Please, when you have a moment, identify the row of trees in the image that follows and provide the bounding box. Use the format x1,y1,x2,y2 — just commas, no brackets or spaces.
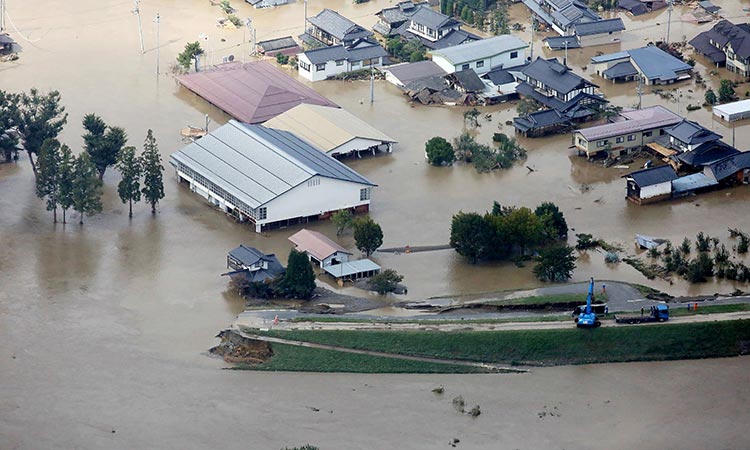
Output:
425,132,527,173
35,129,164,223
0,88,165,223
450,201,568,263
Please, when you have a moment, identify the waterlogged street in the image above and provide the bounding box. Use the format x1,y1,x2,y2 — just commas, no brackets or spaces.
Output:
1,0,750,448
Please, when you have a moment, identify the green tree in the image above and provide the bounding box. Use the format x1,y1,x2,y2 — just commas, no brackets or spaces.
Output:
354,217,383,257
0,90,21,162
575,233,596,250
680,237,691,254
35,138,62,223
177,41,205,72
719,79,736,103
460,5,470,21
704,89,717,105
368,269,404,294
141,130,165,214
82,113,127,180
535,202,568,241
425,136,455,166
450,212,487,263
503,206,543,255
71,152,103,224
116,146,142,218
280,249,316,299
331,209,354,236
463,108,480,128
57,144,75,224
516,98,540,116
533,246,576,282
16,89,68,178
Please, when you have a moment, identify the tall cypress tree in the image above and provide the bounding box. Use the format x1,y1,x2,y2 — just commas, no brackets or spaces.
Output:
82,113,127,180
141,130,165,214
57,144,75,224
72,152,103,224
35,138,62,223
280,250,316,299
116,146,142,218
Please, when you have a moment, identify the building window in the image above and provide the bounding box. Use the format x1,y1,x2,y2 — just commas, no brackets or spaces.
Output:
315,63,326,71
643,131,653,137
616,137,624,143
258,207,267,220
510,51,518,59
476,60,484,68
336,60,344,66
627,134,636,141
462,64,470,70
352,61,360,68
359,188,370,201
299,61,310,71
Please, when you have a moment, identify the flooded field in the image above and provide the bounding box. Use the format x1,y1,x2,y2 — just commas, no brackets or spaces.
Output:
1,0,750,448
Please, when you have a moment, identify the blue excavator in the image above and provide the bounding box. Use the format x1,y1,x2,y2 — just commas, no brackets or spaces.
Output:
576,278,601,328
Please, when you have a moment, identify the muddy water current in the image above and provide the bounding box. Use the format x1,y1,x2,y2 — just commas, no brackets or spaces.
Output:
1,1,750,448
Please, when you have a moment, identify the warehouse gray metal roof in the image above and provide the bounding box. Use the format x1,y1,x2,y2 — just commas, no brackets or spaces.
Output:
429,35,527,66
169,121,374,209
324,259,381,278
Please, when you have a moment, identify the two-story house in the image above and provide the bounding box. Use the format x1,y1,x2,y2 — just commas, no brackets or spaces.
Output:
374,3,479,50
689,20,750,77
306,9,373,47
429,35,527,75
297,39,388,82
513,57,606,136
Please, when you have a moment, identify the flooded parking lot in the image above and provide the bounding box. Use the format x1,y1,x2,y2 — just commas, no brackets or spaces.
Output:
1,0,750,448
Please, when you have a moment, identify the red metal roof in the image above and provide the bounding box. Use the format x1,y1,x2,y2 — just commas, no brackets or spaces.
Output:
176,61,339,124
288,229,352,261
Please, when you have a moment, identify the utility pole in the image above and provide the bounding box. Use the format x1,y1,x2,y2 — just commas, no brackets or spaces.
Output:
304,0,308,33
133,0,145,54
154,13,160,75
637,74,643,109
244,17,252,61
370,67,374,104
564,40,568,66
1,0,6,33
665,0,673,44
530,16,535,61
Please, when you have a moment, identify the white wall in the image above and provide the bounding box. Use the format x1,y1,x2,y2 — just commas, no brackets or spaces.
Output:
431,48,526,75
298,53,384,82
640,181,672,199
260,175,372,227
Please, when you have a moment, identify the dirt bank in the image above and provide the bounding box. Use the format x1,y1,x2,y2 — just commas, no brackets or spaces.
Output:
209,330,273,364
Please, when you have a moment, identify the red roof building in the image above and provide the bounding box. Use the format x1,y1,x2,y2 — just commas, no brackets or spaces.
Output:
176,61,339,124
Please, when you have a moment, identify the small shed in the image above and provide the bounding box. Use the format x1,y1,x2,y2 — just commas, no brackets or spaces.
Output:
256,36,301,56
288,229,352,268
713,99,750,123
323,259,381,281
626,165,678,204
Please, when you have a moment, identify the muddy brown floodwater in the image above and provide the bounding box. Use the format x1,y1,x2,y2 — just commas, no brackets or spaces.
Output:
1,0,750,448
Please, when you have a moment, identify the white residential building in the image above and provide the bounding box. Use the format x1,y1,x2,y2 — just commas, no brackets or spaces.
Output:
429,35,528,75
169,121,376,232
298,40,388,82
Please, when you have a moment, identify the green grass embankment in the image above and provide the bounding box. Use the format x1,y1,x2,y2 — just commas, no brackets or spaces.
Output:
235,343,492,373
260,321,750,366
